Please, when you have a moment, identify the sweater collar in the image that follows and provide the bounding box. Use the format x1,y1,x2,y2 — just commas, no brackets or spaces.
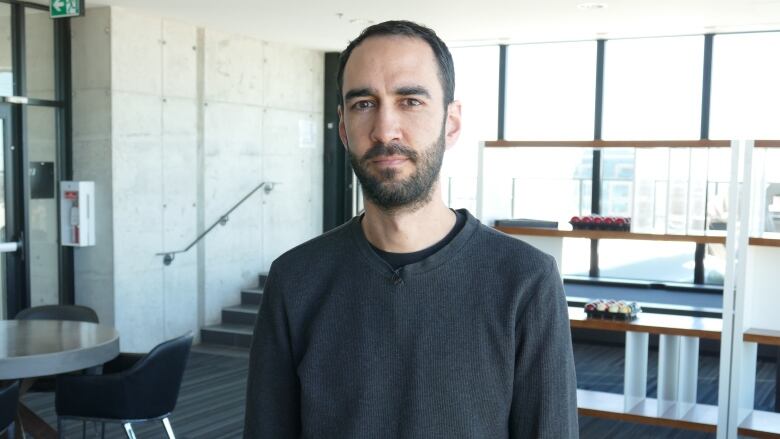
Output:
349,208,479,280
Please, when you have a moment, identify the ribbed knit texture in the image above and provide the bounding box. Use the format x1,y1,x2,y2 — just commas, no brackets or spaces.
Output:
244,210,578,439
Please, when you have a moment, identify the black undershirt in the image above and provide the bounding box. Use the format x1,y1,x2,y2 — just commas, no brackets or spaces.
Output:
369,209,466,270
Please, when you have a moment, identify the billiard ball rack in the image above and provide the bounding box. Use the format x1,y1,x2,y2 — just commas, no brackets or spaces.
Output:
570,215,631,232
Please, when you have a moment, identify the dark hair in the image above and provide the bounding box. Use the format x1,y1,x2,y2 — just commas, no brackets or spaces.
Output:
337,20,455,108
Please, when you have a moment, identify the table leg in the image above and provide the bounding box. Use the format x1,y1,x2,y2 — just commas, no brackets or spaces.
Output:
18,402,57,439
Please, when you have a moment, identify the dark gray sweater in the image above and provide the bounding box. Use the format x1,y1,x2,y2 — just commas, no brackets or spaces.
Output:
244,210,578,438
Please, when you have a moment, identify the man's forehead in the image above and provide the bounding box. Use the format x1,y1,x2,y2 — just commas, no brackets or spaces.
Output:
342,35,440,90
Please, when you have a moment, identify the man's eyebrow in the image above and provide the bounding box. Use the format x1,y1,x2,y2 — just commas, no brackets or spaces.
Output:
344,88,375,101
395,85,431,99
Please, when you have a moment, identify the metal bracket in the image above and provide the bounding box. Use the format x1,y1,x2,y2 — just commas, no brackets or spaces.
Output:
2,96,29,104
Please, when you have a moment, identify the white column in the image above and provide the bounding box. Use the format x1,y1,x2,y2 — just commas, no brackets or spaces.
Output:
676,336,700,417
718,139,755,439
658,334,701,418
716,140,743,439
738,341,758,423
624,331,649,411
657,334,680,416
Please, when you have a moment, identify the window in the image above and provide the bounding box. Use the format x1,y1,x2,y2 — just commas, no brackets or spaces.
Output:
443,46,500,212
504,41,596,140
602,36,704,140
510,148,593,220
599,240,696,283
710,32,780,139
25,8,56,100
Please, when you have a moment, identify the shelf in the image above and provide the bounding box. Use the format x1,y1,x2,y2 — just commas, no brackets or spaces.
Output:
748,236,780,248
744,328,780,346
496,226,780,247
484,140,731,148
577,389,717,433
496,226,726,244
755,140,780,148
569,307,722,340
738,410,780,438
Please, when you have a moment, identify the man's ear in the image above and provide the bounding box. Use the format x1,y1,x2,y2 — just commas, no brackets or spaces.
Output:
338,105,349,149
444,100,462,150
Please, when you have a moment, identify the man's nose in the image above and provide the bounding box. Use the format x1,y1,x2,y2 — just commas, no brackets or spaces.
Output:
370,105,402,145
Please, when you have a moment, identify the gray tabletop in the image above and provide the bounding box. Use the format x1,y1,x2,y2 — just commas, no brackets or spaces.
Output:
0,320,119,380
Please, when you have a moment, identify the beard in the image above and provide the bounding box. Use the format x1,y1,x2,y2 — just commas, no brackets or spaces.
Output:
349,126,446,213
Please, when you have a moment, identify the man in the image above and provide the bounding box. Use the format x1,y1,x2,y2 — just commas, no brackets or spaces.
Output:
245,20,578,438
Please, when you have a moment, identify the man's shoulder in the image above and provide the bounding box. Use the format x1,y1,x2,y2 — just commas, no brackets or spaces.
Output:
271,218,355,273
472,222,554,264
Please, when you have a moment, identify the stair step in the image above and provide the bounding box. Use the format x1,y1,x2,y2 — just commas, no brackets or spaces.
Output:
222,304,259,326
241,288,264,306
200,324,253,348
199,273,267,349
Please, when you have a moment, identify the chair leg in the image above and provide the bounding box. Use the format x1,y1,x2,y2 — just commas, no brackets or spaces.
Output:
162,417,176,439
82,420,86,439
57,418,63,439
101,422,105,439
122,423,137,439
7,422,15,439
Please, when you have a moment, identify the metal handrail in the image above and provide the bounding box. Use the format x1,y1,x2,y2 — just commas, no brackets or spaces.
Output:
157,181,276,265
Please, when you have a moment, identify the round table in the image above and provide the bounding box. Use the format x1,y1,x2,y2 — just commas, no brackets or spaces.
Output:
0,319,119,380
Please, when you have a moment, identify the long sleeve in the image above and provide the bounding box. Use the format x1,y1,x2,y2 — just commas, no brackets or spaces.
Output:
510,257,579,438
244,266,301,439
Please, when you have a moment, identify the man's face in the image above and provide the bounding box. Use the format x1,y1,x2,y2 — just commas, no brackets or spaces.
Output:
338,36,461,211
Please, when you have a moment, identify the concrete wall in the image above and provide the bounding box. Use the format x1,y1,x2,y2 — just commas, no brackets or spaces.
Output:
71,7,115,325
72,7,324,352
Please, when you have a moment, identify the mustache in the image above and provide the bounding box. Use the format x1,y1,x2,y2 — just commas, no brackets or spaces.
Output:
360,143,419,163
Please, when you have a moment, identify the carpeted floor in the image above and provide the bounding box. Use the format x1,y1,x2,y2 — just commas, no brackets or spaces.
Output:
21,343,777,438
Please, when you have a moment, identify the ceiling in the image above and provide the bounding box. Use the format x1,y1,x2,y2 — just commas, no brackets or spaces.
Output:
41,0,780,50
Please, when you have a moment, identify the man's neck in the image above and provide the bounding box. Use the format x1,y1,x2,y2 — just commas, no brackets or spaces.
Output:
361,186,456,253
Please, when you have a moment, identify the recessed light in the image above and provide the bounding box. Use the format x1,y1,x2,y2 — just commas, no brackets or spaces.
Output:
349,18,374,25
577,2,608,10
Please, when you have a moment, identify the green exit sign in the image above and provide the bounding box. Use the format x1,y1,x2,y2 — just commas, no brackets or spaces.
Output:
50,0,84,18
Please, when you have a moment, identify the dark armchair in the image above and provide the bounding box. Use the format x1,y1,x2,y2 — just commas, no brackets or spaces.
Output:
15,305,101,393
14,305,99,323
0,381,19,439
55,333,193,439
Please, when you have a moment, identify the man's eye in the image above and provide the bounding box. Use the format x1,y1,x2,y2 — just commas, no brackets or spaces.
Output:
352,101,375,110
403,98,422,107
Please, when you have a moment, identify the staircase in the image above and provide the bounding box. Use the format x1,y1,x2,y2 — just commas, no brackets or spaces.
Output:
200,274,266,348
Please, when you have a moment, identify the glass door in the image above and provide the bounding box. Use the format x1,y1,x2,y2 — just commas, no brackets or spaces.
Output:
0,1,72,317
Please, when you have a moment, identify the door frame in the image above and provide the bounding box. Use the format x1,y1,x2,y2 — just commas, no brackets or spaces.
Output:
0,102,27,318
